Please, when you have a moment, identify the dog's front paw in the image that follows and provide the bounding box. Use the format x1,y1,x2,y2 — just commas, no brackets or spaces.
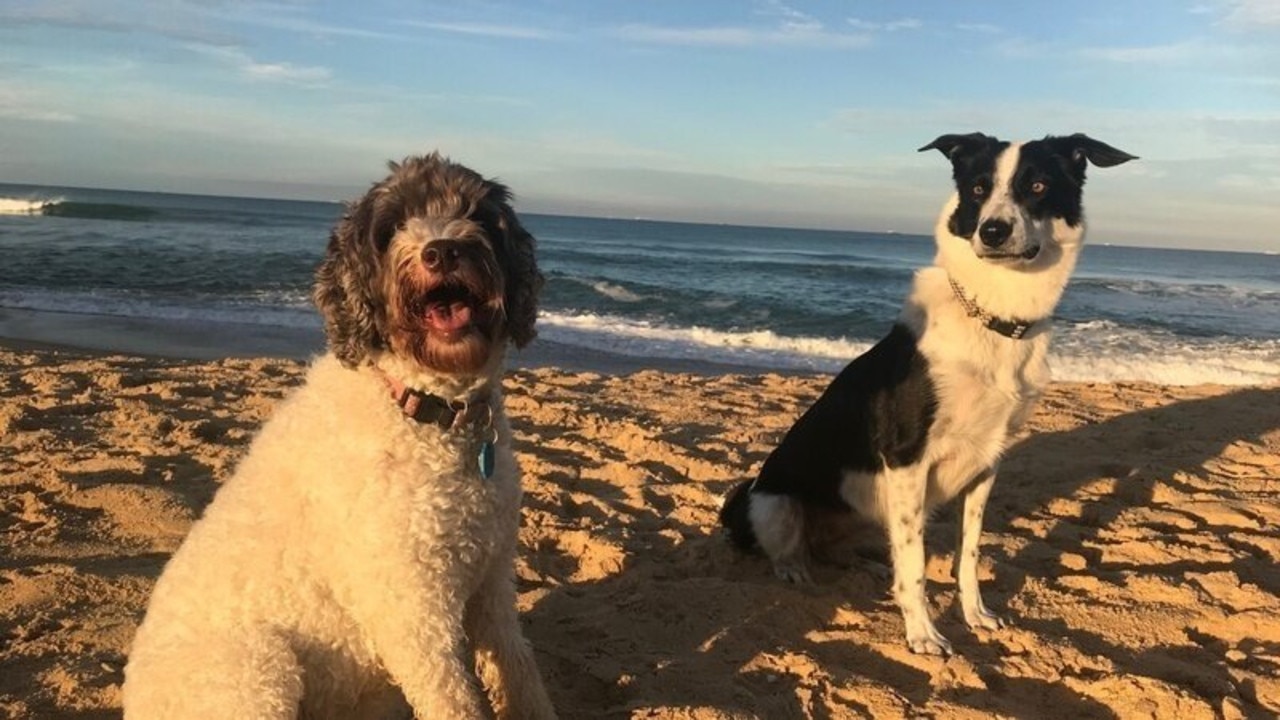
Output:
962,604,1007,631
905,624,953,656
772,558,812,584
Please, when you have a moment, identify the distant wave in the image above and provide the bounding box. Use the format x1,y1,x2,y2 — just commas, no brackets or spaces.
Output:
1072,276,1278,302
0,197,61,215
43,201,158,221
0,288,318,328
1054,321,1280,385
591,281,647,303
0,196,157,221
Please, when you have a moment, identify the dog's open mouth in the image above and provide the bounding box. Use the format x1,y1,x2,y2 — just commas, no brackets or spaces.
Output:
419,284,481,339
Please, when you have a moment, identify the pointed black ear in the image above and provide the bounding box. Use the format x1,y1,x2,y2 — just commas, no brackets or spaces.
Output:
1047,133,1138,168
918,132,996,159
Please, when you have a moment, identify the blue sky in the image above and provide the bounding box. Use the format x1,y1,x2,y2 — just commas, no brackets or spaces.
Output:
1,1,1277,252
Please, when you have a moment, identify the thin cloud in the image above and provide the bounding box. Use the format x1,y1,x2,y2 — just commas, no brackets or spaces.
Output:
847,17,923,32
617,0,868,49
955,22,1001,34
754,0,822,32
1200,115,1280,149
210,8,402,42
755,0,812,23
243,61,332,85
1078,40,1204,64
186,44,332,87
0,84,78,123
0,0,238,46
1220,0,1280,28
0,108,77,122
400,20,558,40
614,22,869,49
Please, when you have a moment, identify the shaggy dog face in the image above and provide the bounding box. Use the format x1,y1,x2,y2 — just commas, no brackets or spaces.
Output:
314,153,542,375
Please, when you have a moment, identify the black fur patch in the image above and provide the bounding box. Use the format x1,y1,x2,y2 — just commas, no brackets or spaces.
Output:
748,323,937,510
1005,139,1088,227
719,479,757,549
939,136,1009,239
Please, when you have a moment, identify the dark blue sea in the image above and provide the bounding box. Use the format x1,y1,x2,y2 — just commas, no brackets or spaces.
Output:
1,184,1277,384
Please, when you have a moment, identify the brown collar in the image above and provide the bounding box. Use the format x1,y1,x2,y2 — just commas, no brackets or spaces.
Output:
947,275,1042,340
378,372,492,431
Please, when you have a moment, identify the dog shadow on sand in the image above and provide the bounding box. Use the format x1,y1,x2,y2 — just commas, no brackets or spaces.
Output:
512,377,1280,720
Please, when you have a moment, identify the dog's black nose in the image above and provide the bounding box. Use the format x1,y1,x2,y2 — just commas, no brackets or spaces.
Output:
979,220,1013,247
422,240,463,272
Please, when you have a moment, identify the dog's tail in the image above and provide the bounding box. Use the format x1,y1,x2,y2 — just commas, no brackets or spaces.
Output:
719,479,758,550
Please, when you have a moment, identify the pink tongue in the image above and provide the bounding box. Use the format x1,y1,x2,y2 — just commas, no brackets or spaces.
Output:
425,302,473,333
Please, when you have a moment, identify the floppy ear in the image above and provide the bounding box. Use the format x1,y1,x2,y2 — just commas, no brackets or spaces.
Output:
484,183,542,349
918,132,996,160
312,190,388,367
1046,133,1138,168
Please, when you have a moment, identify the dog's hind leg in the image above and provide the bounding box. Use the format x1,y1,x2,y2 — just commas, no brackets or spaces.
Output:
467,558,557,720
748,491,812,583
882,464,952,656
953,467,1006,631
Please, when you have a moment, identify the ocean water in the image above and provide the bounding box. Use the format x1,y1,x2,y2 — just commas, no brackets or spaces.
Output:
1,184,1277,385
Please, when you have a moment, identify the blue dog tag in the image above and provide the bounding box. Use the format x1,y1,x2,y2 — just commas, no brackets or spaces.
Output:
477,441,495,479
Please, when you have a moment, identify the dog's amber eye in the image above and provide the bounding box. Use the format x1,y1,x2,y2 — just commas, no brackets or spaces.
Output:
1031,181,1047,194
972,185,985,196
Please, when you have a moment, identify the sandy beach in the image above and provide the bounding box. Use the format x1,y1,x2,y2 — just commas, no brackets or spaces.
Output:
2,341,1278,719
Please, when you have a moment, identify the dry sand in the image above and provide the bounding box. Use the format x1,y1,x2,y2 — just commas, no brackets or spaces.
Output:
2,344,1278,719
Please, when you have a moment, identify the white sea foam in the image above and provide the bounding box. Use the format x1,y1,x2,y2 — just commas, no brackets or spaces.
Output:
538,311,1280,385
0,197,60,215
1052,321,1280,385
701,298,738,310
591,281,646,303
537,311,873,372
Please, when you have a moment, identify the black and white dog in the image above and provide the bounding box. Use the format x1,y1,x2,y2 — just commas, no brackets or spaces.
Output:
721,133,1135,655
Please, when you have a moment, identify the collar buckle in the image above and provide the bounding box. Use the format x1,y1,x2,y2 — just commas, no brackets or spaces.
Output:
381,371,490,432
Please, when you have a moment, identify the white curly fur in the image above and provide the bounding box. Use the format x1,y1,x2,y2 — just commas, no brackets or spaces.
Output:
122,352,556,719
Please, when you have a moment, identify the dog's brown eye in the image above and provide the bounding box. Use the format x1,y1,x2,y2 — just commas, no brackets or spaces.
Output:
972,185,985,196
1031,181,1046,194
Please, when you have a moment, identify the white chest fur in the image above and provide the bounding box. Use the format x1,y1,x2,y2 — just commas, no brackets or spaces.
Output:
910,270,1052,510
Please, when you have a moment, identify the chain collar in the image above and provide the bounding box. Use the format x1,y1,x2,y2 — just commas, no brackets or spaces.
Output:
947,275,1041,340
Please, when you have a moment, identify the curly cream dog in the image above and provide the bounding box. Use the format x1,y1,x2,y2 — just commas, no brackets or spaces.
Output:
123,154,556,719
